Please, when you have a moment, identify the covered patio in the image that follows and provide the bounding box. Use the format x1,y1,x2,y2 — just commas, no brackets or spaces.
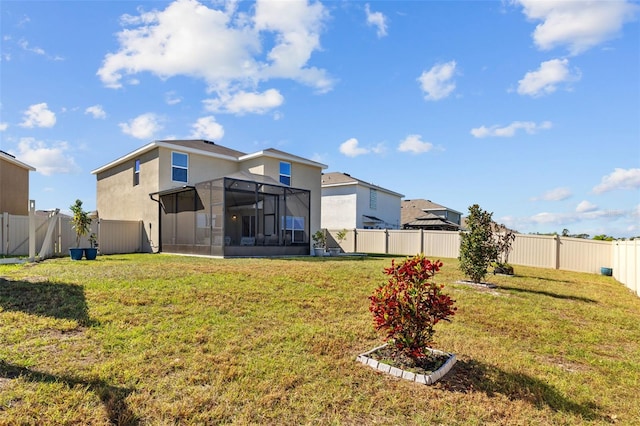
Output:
152,172,311,257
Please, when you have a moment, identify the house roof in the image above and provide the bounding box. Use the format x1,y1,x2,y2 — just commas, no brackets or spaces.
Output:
321,172,404,197
401,198,462,226
0,150,36,171
239,147,327,169
403,212,461,230
91,139,327,175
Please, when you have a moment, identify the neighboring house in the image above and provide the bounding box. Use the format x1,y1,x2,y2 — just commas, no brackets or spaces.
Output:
401,199,463,231
91,139,327,257
321,172,404,230
0,150,35,215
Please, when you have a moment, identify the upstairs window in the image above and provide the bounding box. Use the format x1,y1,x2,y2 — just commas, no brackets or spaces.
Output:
133,159,140,186
172,152,188,183
369,188,377,210
279,161,291,186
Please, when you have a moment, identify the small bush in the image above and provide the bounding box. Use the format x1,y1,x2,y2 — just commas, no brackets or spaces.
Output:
369,254,456,360
459,204,497,283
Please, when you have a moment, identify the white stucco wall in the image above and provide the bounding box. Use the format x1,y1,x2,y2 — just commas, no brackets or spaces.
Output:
355,185,401,229
321,187,358,229
322,183,401,230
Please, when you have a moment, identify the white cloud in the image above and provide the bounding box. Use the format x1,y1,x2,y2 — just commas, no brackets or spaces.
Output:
471,120,552,138
165,91,182,105
576,200,598,213
339,138,370,157
593,168,640,194
0,122,7,131
532,187,572,202
365,3,388,38
119,113,163,139
97,0,333,96
190,116,225,140
20,103,56,128
515,0,640,55
15,137,79,176
18,39,45,55
85,104,106,119
204,89,284,114
418,61,457,101
517,58,580,97
397,134,433,154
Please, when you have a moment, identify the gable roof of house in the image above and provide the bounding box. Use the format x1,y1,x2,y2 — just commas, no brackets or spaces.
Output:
403,212,461,231
321,172,404,197
239,147,327,169
91,139,327,175
0,150,36,171
401,198,462,227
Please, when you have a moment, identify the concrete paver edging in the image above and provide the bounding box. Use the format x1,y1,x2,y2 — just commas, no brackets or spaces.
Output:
356,344,456,385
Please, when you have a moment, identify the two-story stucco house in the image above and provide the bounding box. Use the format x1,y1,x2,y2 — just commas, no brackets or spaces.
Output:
0,151,36,215
91,139,327,257
401,199,463,231
321,172,403,230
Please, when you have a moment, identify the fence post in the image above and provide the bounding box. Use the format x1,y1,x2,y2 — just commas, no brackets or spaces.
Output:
420,228,424,254
555,235,561,269
0,213,4,255
29,200,36,261
385,229,389,255
353,228,358,253
2,212,9,255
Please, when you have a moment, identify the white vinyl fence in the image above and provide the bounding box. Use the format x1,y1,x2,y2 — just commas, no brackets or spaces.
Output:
1,212,143,258
328,228,639,297
2,212,637,297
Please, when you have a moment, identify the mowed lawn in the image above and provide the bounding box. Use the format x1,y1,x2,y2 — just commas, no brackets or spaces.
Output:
1,254,639,425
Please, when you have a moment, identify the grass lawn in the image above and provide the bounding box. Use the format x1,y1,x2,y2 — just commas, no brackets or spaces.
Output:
1,253,639,425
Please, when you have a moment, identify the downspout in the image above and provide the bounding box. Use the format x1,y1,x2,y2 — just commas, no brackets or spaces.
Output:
149,193,161,253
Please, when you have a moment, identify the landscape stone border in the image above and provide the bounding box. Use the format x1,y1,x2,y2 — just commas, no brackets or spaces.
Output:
356,344,456,385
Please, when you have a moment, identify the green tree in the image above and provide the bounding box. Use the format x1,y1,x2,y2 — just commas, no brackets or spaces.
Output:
593,234,615,241
459,204,497,283
70,199,92,248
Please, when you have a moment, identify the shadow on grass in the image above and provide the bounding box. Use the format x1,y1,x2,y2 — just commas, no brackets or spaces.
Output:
0,278,97,326
438,359,601,421
512,274,578,285
0,361,138,425
499,285,597,303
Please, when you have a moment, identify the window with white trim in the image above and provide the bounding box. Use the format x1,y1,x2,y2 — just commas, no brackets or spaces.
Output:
279,161,291,186
172,152,188,183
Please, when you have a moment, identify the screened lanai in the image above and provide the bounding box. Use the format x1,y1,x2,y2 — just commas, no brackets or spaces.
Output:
154,173,311,257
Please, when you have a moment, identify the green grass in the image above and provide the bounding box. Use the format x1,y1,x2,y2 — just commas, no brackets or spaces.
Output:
1,254,639,425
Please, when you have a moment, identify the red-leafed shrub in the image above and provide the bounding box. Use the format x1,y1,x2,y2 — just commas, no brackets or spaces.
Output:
369,254,457,360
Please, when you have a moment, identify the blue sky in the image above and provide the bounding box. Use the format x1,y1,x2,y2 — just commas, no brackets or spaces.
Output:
1,0,639,237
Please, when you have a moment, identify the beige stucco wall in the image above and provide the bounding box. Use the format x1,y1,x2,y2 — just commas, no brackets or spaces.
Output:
96,149,160,252
0,158,30,215
243,156,322,235
96,145,324,252
158,147,240,189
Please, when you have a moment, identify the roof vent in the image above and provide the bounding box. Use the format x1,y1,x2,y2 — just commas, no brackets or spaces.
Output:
203,140,215,145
